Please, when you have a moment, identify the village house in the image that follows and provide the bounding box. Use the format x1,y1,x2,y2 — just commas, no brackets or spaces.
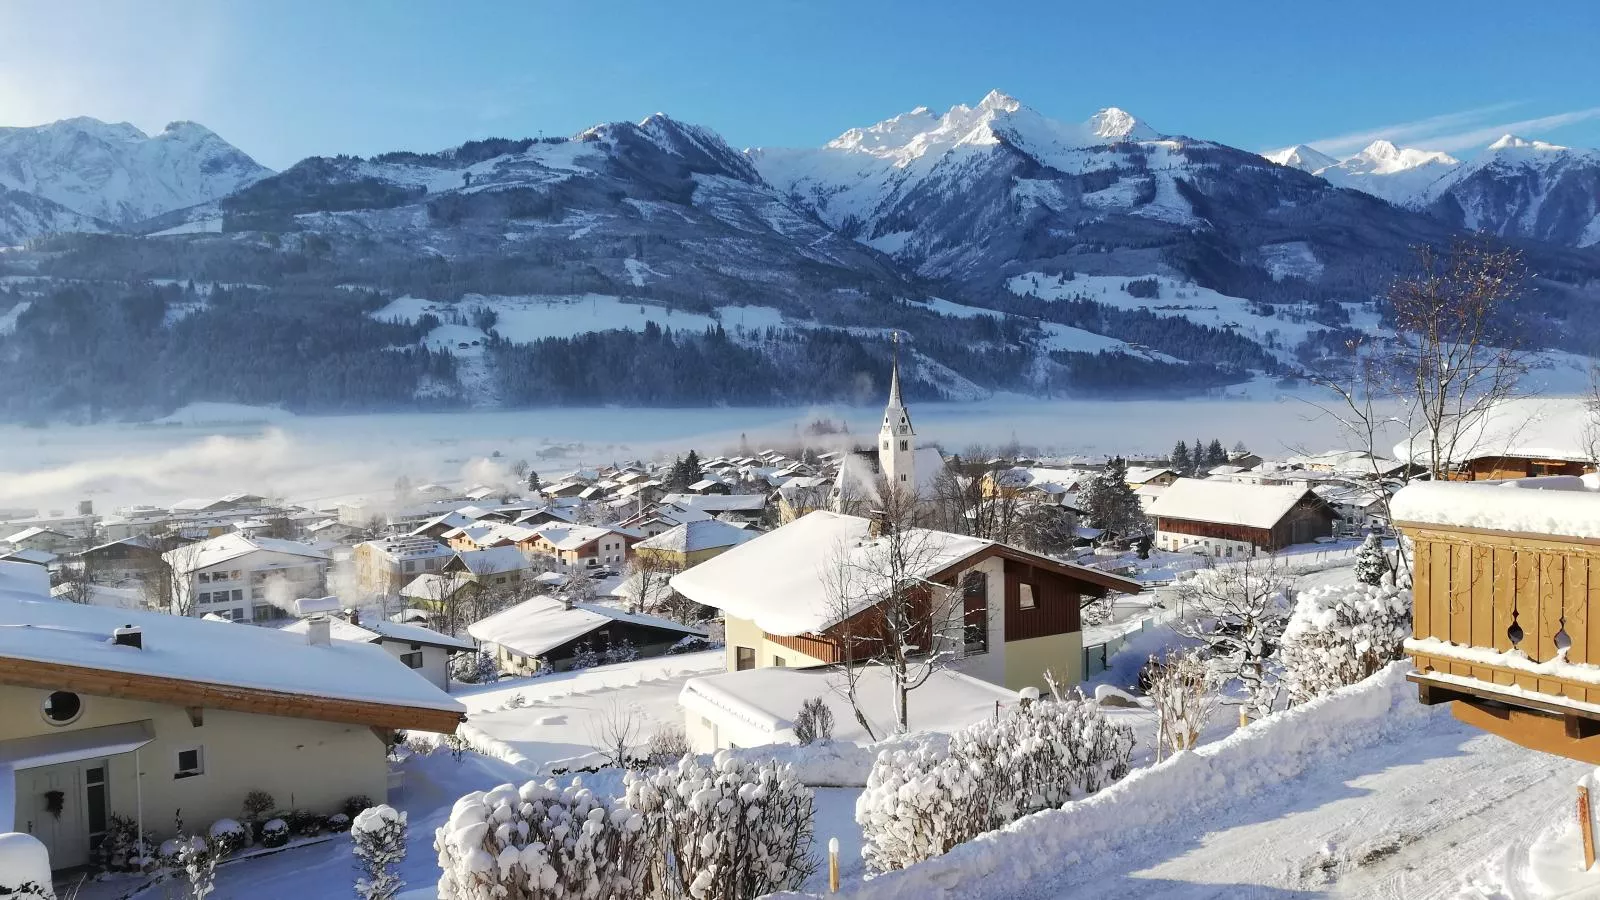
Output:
443,521,538,552
3,527,78,556
633,519,757,570
775,476,834,524
351,535,455,597
468,595,706,675
1395,396,1598,481
659,492,769,523
670,510,1143,692
165,533,330,623
1394,476,1600,763
618,502,714,538
0,561,463,872
1149,479,1339,556
518,523,634,573
399,572,478,611
280,612,475,692
303,519,364,547
0,549,56,568
441,545,536,589
76,536,164,584
1123,466,1180,488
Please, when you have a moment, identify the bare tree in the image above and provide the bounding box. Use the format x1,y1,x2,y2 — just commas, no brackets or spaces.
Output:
1171,559,1292,721
140,533,206,616
587,698,643,768
823,479,972,734
928,454,1022,543
624,553,682,616
1146,647,1223,760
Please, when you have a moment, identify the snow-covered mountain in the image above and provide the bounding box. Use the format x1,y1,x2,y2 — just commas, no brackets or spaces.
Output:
1310,140,1460,205
1263,144,1338,172
0,185,106,246
0,117,271,227
1420,135,1600,247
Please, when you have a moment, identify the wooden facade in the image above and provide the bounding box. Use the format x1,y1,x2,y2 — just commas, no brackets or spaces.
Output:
1158,498,1337,554
1402,518,1600,762
1454,456,1594,482
1003,559,1082,641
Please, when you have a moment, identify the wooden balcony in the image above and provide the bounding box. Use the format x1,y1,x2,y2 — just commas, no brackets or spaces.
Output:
1397,482,1600,763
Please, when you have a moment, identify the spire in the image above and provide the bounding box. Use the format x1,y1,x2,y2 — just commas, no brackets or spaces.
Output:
888,331,904,407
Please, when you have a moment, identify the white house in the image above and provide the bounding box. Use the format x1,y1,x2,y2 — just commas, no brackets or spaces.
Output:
351,535,455,598
164,533,330,622
468,596,706,674
679,665,1015,752
280,613,475,691
2,527,77,555
0,560,463,872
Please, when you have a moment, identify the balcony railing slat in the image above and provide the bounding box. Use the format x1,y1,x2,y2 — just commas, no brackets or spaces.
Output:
1414,539,1432,639
1569,556,1590,667
1470,545,1495,680
1432,543,1452,644
1539,554,1564,695
1493,546,1516,654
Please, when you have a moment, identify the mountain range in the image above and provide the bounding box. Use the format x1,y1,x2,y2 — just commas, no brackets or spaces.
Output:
1,94,1598,419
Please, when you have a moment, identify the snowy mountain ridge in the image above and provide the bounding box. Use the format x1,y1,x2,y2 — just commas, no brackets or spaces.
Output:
0,116,271,227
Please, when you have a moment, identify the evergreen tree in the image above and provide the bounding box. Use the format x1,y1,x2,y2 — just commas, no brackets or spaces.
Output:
1170,441,1192,477
1206,439,1227,467
1354,532,1390,586
1192,437,1205,475
526,470,541,494
683,449,703,486
1082,458,1147,537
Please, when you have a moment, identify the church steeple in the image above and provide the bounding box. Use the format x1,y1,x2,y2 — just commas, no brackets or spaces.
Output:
880,332,917,490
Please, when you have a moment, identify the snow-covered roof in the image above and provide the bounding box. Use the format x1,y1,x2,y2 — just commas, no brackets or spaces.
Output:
1149,478,1320,530
0,579,463,715
281,616,475,652
659,492,768,513
467,596,705,658
3,526,69,543
680,666,1014,743
1123,466,1175,485
1394,397,1597,466
670,510,1139,636
0,548,57,566
449,546,531,576
526,523,623,552
1391,475,1600,539
361,534,454,561
163,532,328,572
635,519,758,555
399,572,472,600
443,521,538,547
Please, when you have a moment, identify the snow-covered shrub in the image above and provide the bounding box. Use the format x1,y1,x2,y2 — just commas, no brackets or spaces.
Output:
1354,532,1390,586
857,695,1135,873
603,638,639,665
856,742,989,873
569,641,601,670
451,651,500,685
624,752,817,899
170,831,229,900
344,794,375,819
667,635,714,654
328,813,352,832
1145,648,1222,756
207,819,247,856
260,818,289,848
793,697,834,745
1279,581,1411,705
91,813,154,872
241,790,275,835
642,723,690,767
503,692,528,709
434,780,649,900
352,804,408,900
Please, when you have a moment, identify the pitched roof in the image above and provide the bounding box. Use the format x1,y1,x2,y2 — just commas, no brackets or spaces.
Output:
448,546,532,576
1123,467,1175,485
361,534,453,560
670,510,1140,636
280,617,475,653
1393,396,1595,466
0,571,463,732
3,526,70,543
467,596,705,658
164,532,329,572
1149,478,1320,530
526,523,624,552
635,519,758,554
658,493,768,513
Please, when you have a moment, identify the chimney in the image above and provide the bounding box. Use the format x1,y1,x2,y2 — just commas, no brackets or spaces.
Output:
112,625,142,649
307,616,331,647
346,607,361,627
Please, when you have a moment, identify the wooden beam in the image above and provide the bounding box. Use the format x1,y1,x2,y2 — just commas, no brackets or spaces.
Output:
1568,714,1600,740
1453,700,1600,765
185,706,203,727
0,655,464,734
1416,681,1475,707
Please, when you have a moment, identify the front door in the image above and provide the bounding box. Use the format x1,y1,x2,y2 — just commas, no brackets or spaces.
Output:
17,762,94,870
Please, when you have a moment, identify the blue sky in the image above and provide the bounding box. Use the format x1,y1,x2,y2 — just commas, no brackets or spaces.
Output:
2,1,1597,170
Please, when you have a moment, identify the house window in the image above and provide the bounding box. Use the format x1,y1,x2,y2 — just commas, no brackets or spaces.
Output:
773,655,786,667
963,571,989,654
1018,583,1036,610
403,560,416,573
252,605,276,622
735,647,756,671
401,651,424,669
86,763,108,852
175,746,204,779
41,690,82,726
899,441,908,452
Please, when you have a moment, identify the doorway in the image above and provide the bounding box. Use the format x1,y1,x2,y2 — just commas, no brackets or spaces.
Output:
16,758,106,870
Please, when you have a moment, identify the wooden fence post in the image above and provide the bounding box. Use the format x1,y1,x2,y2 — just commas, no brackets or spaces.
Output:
1580,784,1596,871
829,836,840,893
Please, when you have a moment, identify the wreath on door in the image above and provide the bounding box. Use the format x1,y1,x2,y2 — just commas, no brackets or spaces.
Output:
43,789,64,819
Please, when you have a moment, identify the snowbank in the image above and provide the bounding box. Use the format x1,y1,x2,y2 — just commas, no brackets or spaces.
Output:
0,832,51,892
1390,477,1600,538
827,662,1433,899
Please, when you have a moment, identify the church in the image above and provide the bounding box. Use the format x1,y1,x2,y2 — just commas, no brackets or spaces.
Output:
832,338,945,512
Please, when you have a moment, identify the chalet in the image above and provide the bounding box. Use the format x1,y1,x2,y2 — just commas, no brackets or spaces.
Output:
659,492,768,523
1123,467,1179,488
399,572,477,609
518,523,634,572
409,511,479,540
0,561,462,871
513,506,579,529
3,527,77,555
441,545,535,588
351,535,454,597
687,478,732,496
619,502,713,538
1394,476,1600,763
1395,396,1598,481
468,596,706,674
1149,479,1338,557
281,612,475,692
776,476,833,524
444,522,538,552
165,533,330,622
634,519,757,570
77,537,163,583
669,510,1143,692
304,519,364,546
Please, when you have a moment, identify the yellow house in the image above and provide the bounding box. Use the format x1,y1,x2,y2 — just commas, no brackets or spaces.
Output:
633,519,757,570
0,561,463,871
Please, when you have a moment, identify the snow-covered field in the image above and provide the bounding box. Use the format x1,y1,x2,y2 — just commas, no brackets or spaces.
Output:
0,393,1378,511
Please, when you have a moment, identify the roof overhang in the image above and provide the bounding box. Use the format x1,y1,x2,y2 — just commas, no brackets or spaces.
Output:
0,720,155,770
0,656,465,734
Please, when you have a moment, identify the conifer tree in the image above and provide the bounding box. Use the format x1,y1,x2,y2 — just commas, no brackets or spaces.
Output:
1354,532,1390,586
1171,441,1192,477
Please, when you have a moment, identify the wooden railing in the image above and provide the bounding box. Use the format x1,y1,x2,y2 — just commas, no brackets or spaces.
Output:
1403,521,1600,706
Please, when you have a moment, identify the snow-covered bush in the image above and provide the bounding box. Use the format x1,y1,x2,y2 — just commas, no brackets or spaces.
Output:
793,697,834,745
624,752,817,899
343,794,375,819
1354,532,1390,586
451,651,500,685
1145,647,1222,756
91,813,154,872
352,804,408,900
858,695,1134,873
260,818,289,848
207,819,247,856
328,813,353,832
642,723,690,767
434,780,649,900
1279,581,1412,704
569,642,601,671
169,830,230,900
603,638,638,665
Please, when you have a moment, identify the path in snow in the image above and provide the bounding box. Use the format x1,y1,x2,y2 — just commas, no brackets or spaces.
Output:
1001,714,1584,899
